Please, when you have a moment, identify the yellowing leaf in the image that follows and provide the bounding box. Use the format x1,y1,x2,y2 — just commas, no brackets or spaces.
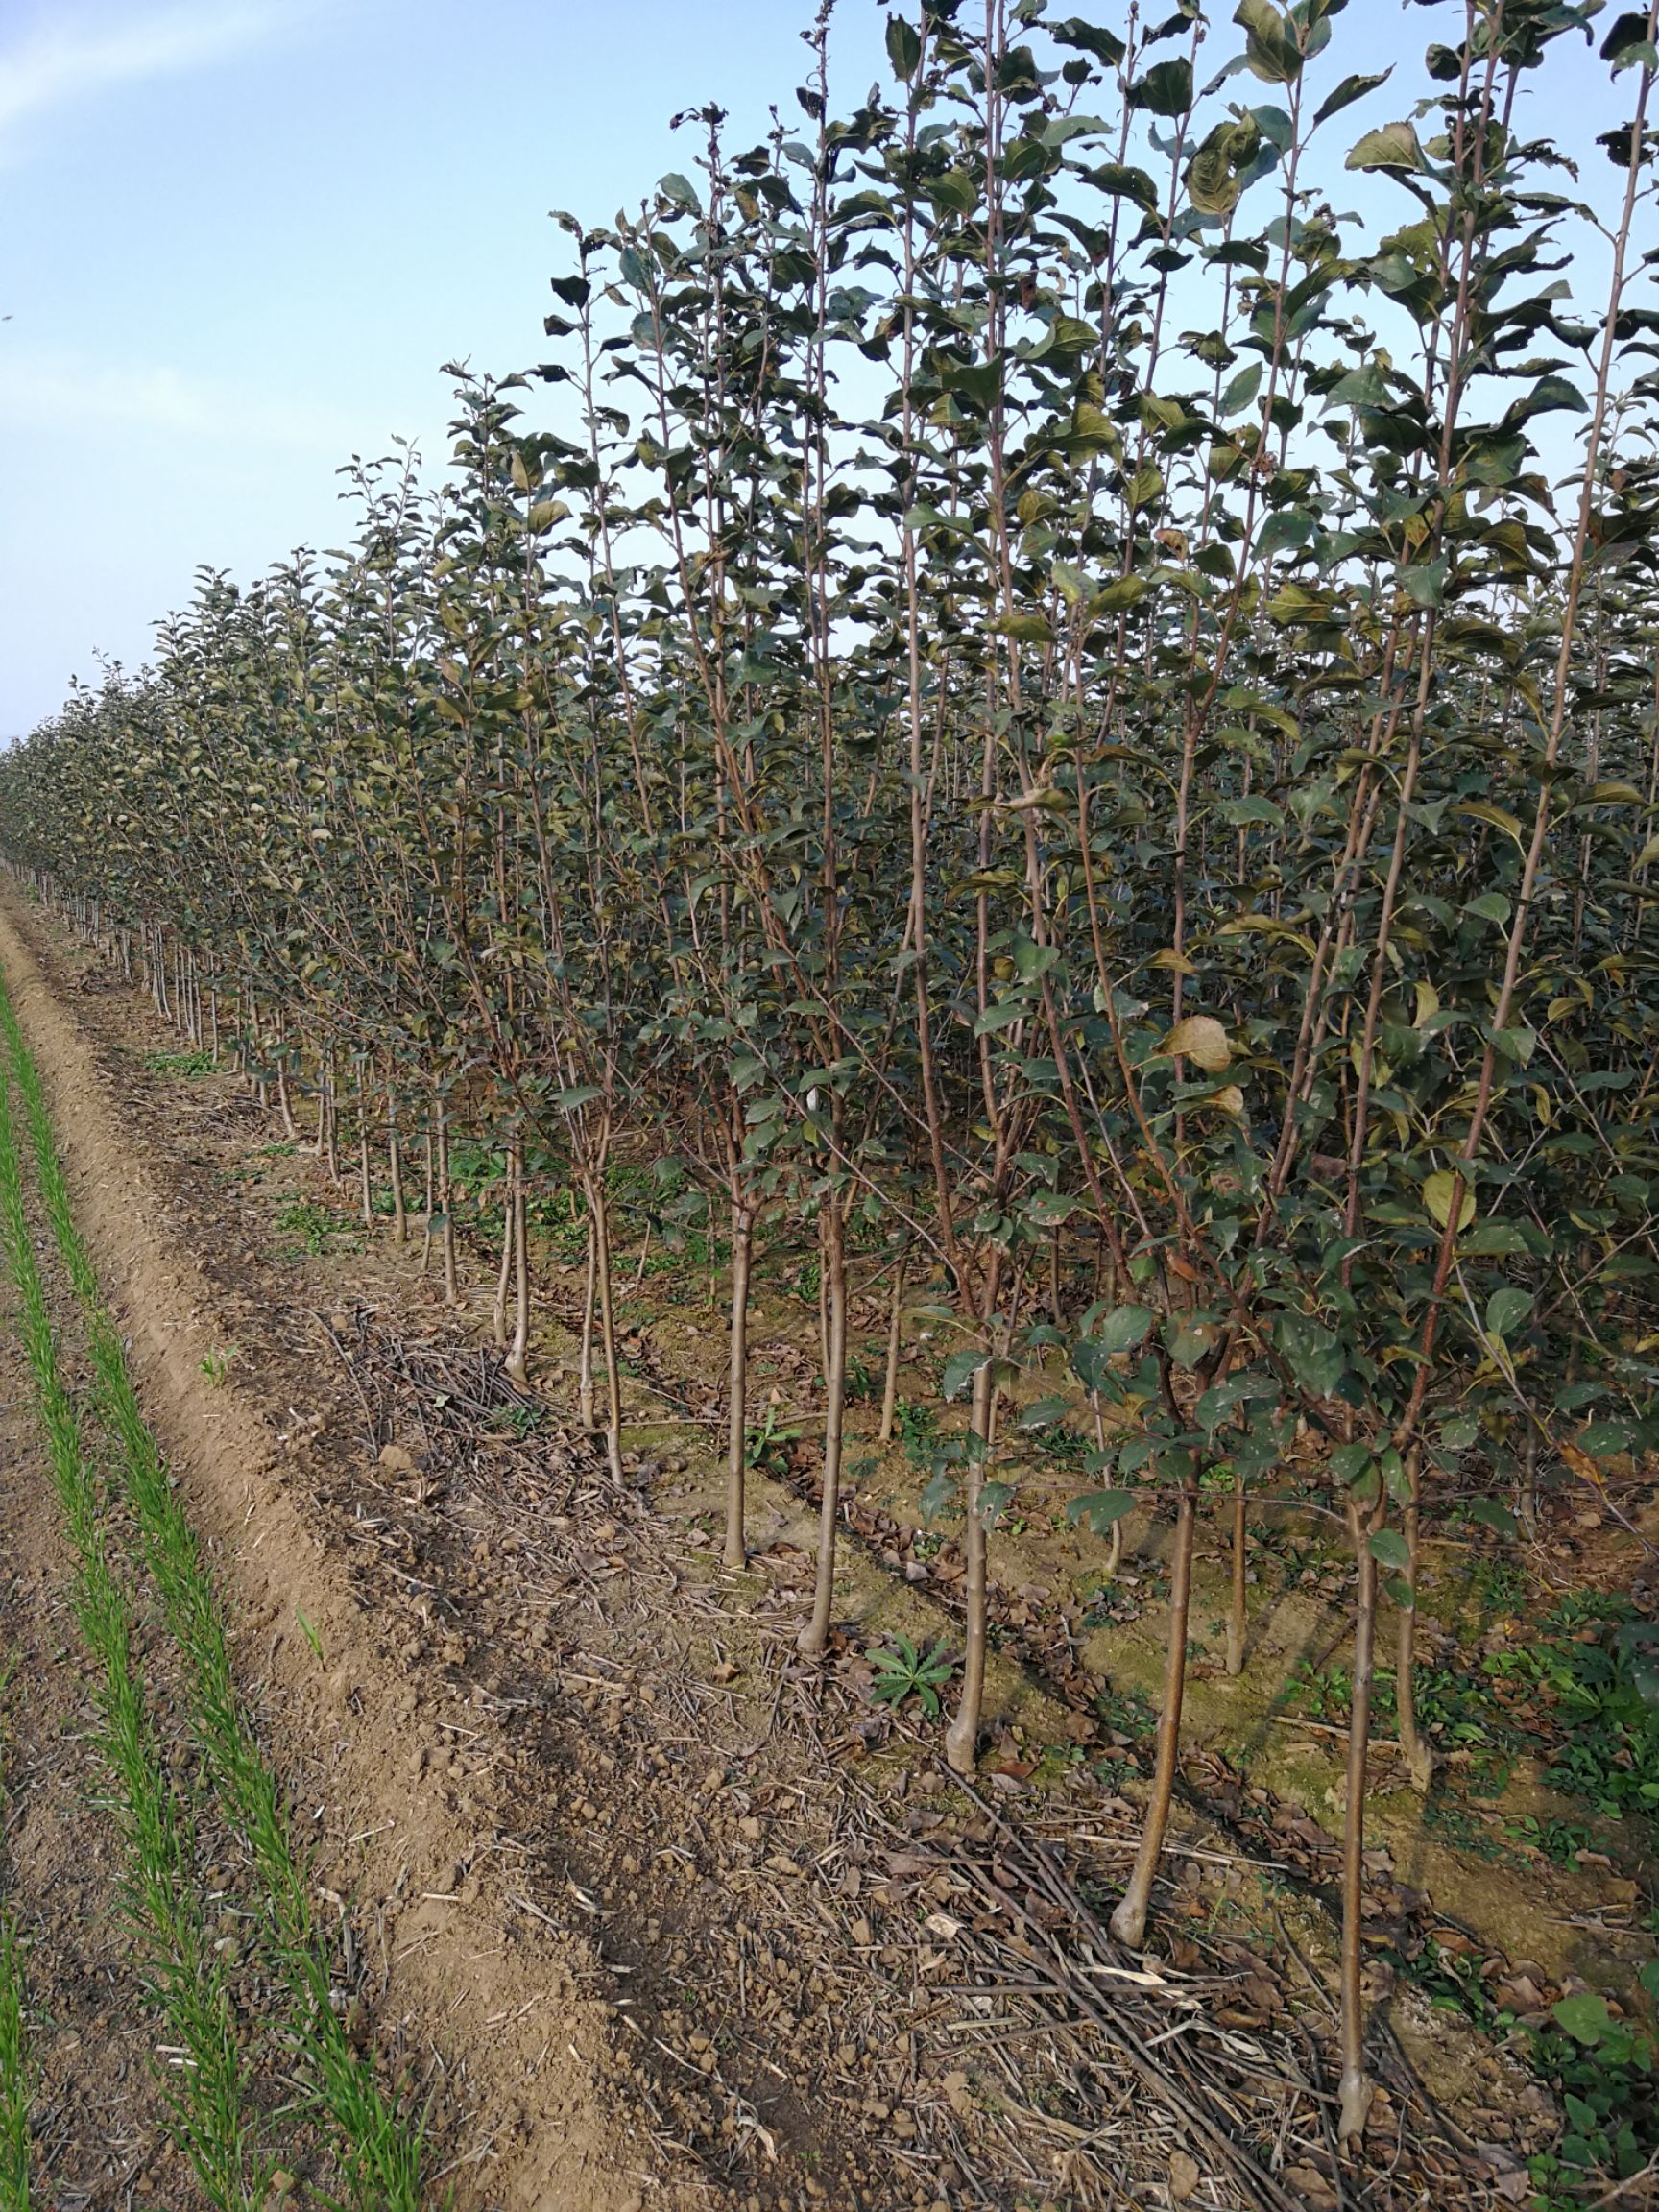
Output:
1413,978,1439,1026
1165,1015,1232,1072
1211,1084,1246,1118
1456,798,1526,844
1423,1170,1476,1233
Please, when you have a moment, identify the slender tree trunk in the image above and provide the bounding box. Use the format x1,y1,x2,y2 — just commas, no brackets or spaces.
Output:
388,1090,407,1244
420,1123,435,1275
723,1195,754,1572
276,1027,298,1140
817,1228,830,1383
1339,1502,1381,2145
506,1144,531,1385
945,1352,998,1774
798,1198,849,1655
357,1072,373,1230
591,1177,624,1481
492,1149,514,1350
1226,1468,1248,1677
1105,1518,1123,1579
1110,1463,1201,1945
1515,1426,1540,1540
323,1050,340,1182
578,1217,597,1431
878,1248,907,1446
1396,1446,1432,1792
438,1105,459,1307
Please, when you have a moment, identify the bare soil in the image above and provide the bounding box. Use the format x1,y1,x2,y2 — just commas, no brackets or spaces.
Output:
2,876,1636,2212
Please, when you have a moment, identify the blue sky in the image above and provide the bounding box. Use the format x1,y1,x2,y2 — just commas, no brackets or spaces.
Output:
0,0,1636,737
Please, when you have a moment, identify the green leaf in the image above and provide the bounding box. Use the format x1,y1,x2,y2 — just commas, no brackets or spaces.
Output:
1234,0,1301,84
1484,1286,1533,1338
978,1479,1016,1528
1018,1393,1075,1431
1068,1488,1136,1535
1277,1314,1345,1399
1129,58,1193,116
1097,1304,1157,1353
1577,1420,1634,1457
1313,69,1390,127
990,611,1054,645
1399,556,1448,609
1423,1170,1476,1233
1081,162,1160,213
1369,1528,1410,1571
1507,373,1589,425
942,1345,989,1400
1551,1992,1611,2047
1220,361,1262,415
920,1470,957,1525
1052,17,1126,67
1467,1498,1520,1539
885,14,923,77
1325,362,1390,409
1346,120,1427,173
1094,573,1152,613
1603,11,1659,67
1256,508,1314,561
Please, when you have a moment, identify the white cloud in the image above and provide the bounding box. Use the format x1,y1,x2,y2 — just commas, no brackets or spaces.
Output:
0,2,293,150
0,349,361,451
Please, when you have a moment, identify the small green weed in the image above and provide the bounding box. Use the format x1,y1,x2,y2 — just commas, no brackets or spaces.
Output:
892,1398,940,1461
143,1048,215,1078
1503,1814,1596,1867
198,1344,238,1387
1531,1984,1659,2204
275,1196,355,1255
867,1634,956,1719
843,1354,878,1405
489,1403,544,1439
744,1407,799,1480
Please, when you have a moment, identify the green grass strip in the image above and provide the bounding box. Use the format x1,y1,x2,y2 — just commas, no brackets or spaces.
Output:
0,1665,33,2212
0,1049,267,2210
0,980,425,2212
0,1917,27,2212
